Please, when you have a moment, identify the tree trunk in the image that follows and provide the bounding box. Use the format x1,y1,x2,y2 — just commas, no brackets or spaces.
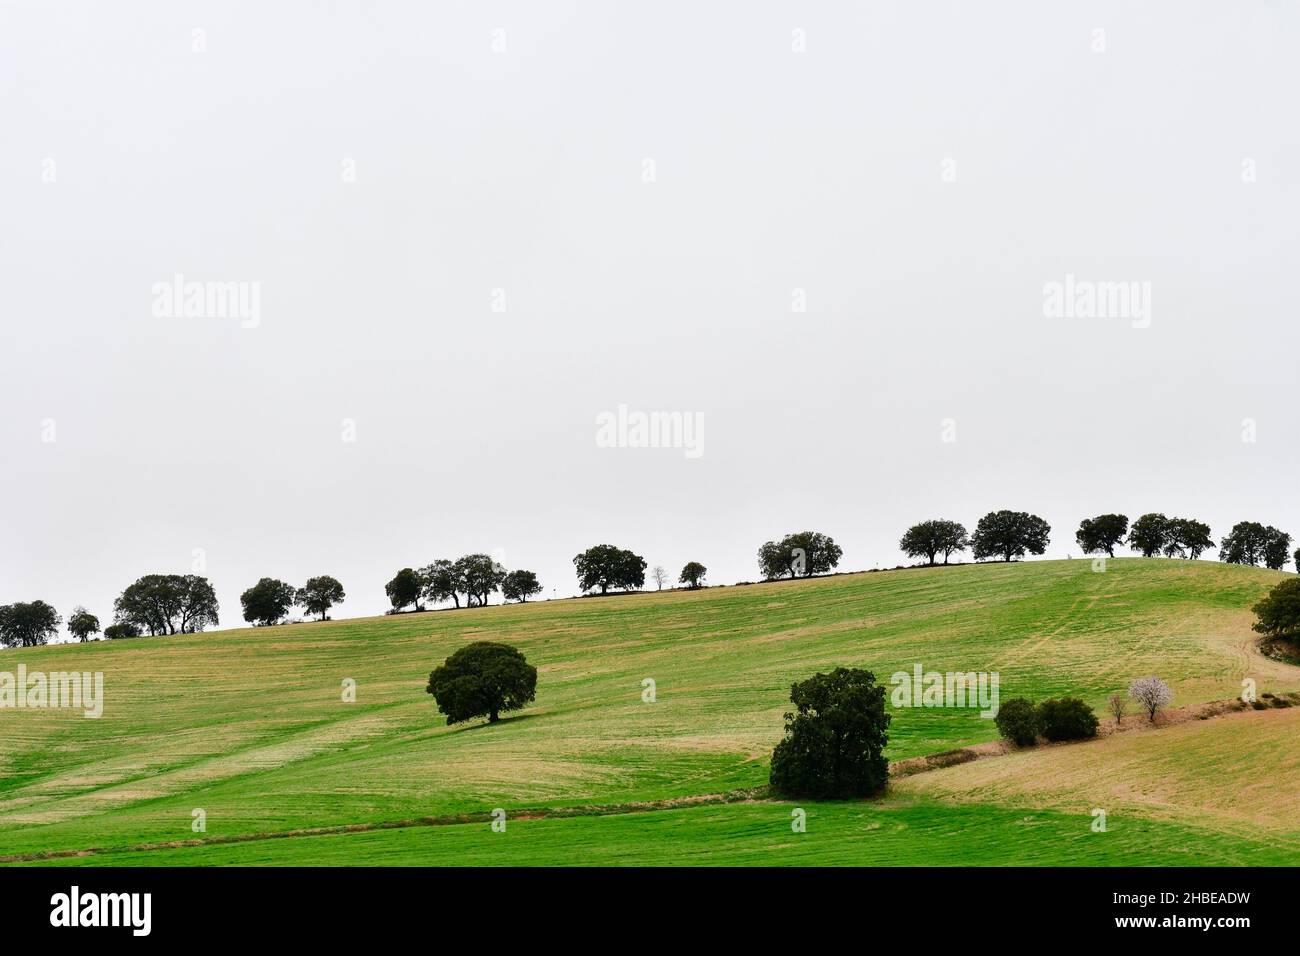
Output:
489,708,499,723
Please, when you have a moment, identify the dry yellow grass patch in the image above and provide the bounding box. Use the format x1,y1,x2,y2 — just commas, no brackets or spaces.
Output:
897,704,1300,838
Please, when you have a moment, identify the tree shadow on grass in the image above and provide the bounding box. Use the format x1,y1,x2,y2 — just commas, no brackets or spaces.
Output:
445,711,544,733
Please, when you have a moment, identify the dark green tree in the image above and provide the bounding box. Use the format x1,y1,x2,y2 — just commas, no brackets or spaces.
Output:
994,697,1039,746
0,601,62,648
1262,528,1293,571
1164,518,1214,559
501,569,542,603
113,574,218,635
1036,698,1099,741
757,531,843,579
1075,514,1128,557
899,519,969,565
1252,578,1300,640
385,568,423,612
573,544,647,594
970,510,1050,562
240,577,298,626
1127,513,1169,558
678,562,707,588
296,575,345,621
420,559,461,608
768,667,891,798
425,641,538,724
103,622,141,640
66,606,101,643
1220,521,1290,568
454,554,508,607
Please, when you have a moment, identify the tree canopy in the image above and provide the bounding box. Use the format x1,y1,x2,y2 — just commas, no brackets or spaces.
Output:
455,554,508,607
1075,514,1128,557
768,667,891,798
679,562,707,588
425,641,538,724
971,510,1050,562
240,577,298,626
573,544,646,595
296,575,345,621
113,574,219,635
419,559,460,608
66,606,101,643
501,569,542,603
1252,578,1300,641
385,568,423,612
899,519,968,565
1127,513,1169,557
758,531,842,579
1163,517,1214,559
1220,521,1291,569
0,601,62,648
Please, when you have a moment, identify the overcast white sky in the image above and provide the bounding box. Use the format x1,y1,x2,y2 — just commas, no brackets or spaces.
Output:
2,1,1297,634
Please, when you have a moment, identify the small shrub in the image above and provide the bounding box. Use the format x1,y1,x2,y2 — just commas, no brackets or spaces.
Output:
1252,700,1269,711
1037,697,1099,742
994,697,1039,746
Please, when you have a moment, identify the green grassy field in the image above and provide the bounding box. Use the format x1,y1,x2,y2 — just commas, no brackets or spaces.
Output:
2,558,1296,865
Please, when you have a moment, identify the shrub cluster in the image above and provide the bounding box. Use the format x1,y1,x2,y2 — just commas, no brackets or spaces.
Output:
995,696,1099,746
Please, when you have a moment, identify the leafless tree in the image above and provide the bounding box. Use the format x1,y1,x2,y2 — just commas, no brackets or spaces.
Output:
1128,677,1172,722
1107,693,1126,725
651,566,668,591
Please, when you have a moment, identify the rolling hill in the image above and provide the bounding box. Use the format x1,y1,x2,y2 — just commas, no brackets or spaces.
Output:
2,558,1296,865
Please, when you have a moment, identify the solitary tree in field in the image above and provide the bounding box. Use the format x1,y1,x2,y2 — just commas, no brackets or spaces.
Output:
970,511,1050,562
1251,578,1300,641
296,575,345,621
0,601,62,648
651,566,668,591
1129,676,1173,722
1107,693,1126,725
385,568,423,612
240,577,298,626
574,544,647,595
1075,514,1128,558
899,519,968,565
758,531,842,579
769,668,891,798
66,607,101,643
426,641,538,724
1127,513,1169,558
501,569,542,603
679,562,707,589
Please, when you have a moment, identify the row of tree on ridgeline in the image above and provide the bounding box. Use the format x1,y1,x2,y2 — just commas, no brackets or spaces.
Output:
1,510,1294,648
899,511,1292,568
